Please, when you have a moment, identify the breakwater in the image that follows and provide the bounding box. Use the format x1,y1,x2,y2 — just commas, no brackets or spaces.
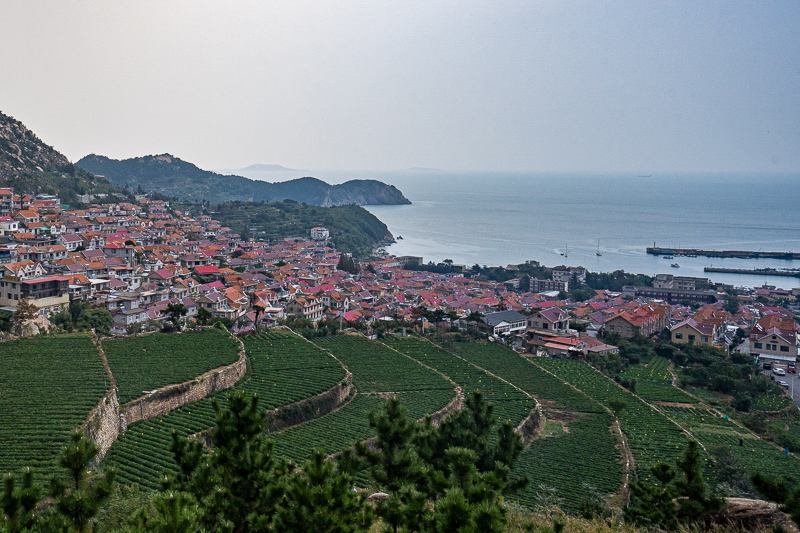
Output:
704,267,800,278
647,247,800,260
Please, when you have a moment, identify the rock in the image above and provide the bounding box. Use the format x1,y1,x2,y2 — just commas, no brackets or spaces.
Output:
705,498,798,532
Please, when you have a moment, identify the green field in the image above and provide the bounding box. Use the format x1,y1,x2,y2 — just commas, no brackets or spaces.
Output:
268,335,457,465
532,358,701,481
104,328,242,404
104,331,346,489
451,341,622,512
381,337,537,426
620,356,698,404
0,334,108,481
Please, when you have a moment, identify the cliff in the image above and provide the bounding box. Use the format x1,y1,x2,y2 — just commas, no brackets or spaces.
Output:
76,154,411,207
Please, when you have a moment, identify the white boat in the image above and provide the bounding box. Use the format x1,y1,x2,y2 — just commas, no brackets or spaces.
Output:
671,263,680,268
596,239,602,256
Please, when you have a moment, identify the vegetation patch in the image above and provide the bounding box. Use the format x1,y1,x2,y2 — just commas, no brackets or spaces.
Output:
0,333,107,482
103,328,241,404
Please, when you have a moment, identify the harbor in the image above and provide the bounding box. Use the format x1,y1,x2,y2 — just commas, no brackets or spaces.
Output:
647,246,800,260
704,266,800,278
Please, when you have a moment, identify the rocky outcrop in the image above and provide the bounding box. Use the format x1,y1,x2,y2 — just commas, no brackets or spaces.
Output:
0,112,71,173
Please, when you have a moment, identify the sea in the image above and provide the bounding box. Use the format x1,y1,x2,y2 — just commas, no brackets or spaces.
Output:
226,169,800,290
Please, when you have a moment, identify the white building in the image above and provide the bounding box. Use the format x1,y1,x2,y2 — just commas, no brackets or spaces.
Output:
310,227,330,241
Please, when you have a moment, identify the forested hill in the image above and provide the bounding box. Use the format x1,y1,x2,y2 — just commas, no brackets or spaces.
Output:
182,200,394,255
0,112,130,205
76,154,411,207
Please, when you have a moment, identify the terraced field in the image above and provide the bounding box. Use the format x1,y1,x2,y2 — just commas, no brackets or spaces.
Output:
451,341,622,512
0,334,108,482
104,331,346,489
381,337,537,426
660,405,800,479
104,328,242,404
269,334,457,464
532,358,701,481
620,356,698,404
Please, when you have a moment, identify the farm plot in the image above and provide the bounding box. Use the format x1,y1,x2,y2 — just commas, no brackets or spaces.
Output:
0,334,108,482
452,342,604,414
752,391,793,412
620,356,698,404
451,341,623,509
659,405,800,480
104,331,346,489
382,337,537,426
312,335,453,394
512,412,622,513
531,358,705,480
104,328,242,404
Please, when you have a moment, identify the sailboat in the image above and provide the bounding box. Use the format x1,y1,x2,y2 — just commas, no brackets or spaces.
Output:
596,239,602,256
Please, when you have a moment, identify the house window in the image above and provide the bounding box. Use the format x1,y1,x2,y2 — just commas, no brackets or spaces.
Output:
675,333,683,339
688,335,695,341
755,342,762,349
701,336,708,343
542,323,548,329
781,346,789,352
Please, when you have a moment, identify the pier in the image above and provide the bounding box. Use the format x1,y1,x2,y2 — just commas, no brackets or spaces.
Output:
647,247,800,260
703,267,800,278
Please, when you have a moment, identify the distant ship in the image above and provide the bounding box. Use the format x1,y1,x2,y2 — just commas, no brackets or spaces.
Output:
596,239,602,256
671,263,680,268
638,175,653,178
397,235,403,240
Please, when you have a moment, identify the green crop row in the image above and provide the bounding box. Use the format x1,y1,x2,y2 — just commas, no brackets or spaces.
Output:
104,328,242,404
104,331,347,489
313,335,453,393
0,334,108,482
511,412,622,513
381,337,537,427
452,342,604,414
531,358,704,481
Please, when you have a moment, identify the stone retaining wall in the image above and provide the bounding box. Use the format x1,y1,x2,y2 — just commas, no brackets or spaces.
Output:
81,390,121,462
120,348,247,431
265,373,354,433
515,403,543,445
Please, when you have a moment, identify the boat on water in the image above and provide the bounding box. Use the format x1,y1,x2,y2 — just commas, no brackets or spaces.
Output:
596,239,602,256
671,263,680,268
664,255,674,259
397,235,403,240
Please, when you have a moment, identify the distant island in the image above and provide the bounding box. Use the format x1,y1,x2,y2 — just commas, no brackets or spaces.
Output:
76,154,411,207
237,163,297,171
406,167,443,172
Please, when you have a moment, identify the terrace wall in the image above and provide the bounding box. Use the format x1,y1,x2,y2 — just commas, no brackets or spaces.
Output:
81,390,121,462
515,403,543,445
119,338,247,431
265,372,354,433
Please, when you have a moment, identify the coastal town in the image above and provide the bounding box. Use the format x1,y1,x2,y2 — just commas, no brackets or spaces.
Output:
1,187,798,369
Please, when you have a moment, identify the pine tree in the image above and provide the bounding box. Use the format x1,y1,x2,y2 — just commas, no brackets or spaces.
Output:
274,450,373,533
169,392,288,533
1,467,42,533
674,440,723,520
48,429,116,533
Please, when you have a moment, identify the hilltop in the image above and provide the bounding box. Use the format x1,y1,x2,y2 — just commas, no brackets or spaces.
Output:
0,112,131,205
76,153,411,206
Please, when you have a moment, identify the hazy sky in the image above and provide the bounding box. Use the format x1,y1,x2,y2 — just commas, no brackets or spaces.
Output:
2,1,799,172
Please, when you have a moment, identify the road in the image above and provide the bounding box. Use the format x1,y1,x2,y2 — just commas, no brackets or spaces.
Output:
762,363,800,405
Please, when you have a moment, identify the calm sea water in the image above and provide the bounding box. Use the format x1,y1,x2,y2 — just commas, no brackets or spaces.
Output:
229,169,800,289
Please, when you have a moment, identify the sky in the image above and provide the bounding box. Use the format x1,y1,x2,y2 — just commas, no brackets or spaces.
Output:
1,1,799,172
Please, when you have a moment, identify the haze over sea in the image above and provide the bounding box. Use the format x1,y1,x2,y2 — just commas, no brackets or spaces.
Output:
232,169,800,290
